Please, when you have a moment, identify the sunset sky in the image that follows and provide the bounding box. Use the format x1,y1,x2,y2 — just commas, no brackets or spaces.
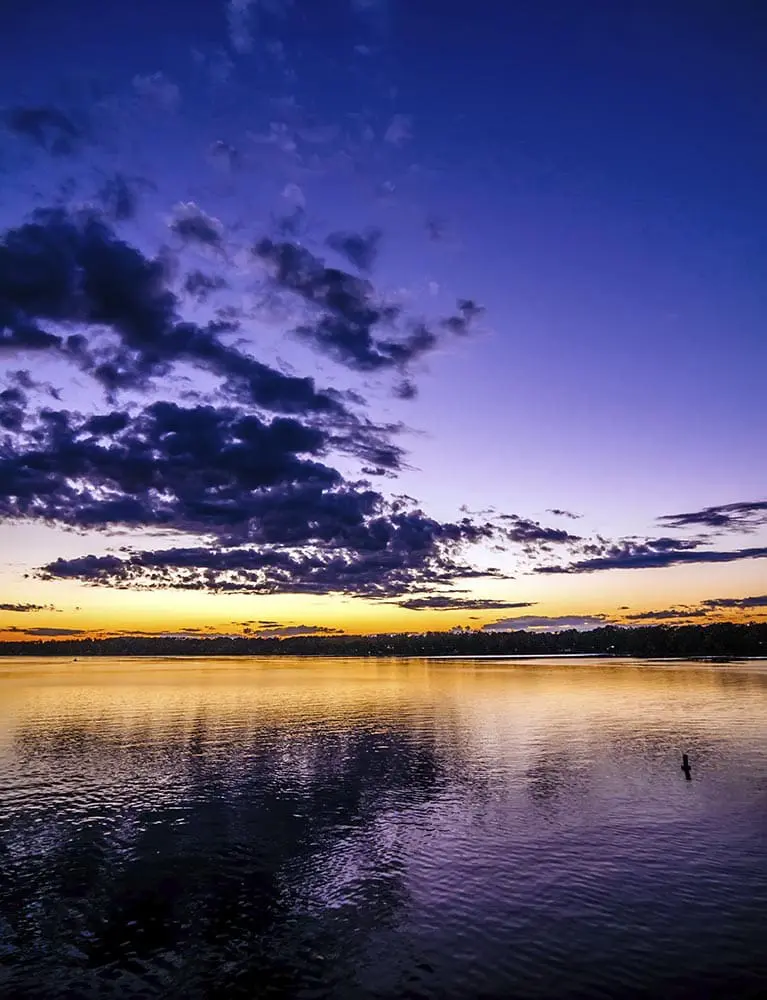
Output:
1,0,765,641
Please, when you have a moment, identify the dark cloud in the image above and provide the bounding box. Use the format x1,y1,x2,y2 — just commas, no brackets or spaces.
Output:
3,627,85,637
184,270,229,301
498,514,581,548
97,175,137,221
96,174,152,222
255,237,482,377
0,206,506,602
5,370,37,391
546,508,582,520
395,597,536,612
537,537,767,574
0,317,63,355
0,384,26,431
0,402,340,533
169,202,224,248
621,596,767,620
393,380,417,400
39,546,503,597
658,499,767,533
1,395,509,598
4,106,84,155
0,603,51,613
582,536,701,556
0,208,401,465
0,369,59,432
39,510,507,598
440,299,484,336
245,624,344,637
483,615,611,632
701,595,767,610
623,608,703,621
326,228,382,272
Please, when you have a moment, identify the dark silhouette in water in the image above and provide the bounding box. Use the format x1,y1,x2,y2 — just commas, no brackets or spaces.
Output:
681,753,692,780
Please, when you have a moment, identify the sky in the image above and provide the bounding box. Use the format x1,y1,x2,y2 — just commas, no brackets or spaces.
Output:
0,0,766,641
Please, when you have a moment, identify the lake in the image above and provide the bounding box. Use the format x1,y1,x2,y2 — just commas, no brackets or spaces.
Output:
0,656,765,998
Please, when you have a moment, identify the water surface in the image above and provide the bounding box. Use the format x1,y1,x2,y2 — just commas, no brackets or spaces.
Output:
1,656,766,998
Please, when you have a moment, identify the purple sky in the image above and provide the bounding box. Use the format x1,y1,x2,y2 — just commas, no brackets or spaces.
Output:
1,0,765,639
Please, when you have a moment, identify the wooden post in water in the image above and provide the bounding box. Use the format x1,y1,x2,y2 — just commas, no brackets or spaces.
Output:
681,753,692,779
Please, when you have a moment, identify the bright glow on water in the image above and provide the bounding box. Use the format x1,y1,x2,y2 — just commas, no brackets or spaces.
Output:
1,656,766,998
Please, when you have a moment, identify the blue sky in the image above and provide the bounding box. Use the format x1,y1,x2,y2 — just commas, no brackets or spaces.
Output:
0,0,765,639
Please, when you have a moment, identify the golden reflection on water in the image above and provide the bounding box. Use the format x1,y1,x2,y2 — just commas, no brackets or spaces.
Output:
2,655,766,759
2,656,767,999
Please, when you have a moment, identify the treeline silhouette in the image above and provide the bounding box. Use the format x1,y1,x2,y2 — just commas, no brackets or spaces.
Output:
1,623,765,659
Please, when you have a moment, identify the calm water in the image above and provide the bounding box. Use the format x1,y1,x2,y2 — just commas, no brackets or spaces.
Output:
0,656,766,999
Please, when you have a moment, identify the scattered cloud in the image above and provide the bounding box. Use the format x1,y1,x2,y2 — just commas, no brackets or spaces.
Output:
618,595,767,621
0,384,26,431
4,105,84,155
208,139,241,171
244,624,343,636
0,603,52,613
498,514,581,549
96,174,152,222
228,0,256,53
483,615,611,633
5,5,760,641
1,362,510,599
169,202,225,248
0,208,399,464
132,72,181,111
537,539,767,574
441,299,484,336
281,182,305,208
255,236,482,378
658,499,767,533
623,608,702,621
227,0,293,54
39,507,507,597
384,114,413,146
327,228,382,272
3,627,86,637
701,594,767,610
193,49,235,87
296,123,340,145
184,269,229,301
395,597,536,612
425,215,446,242
1,402,339,533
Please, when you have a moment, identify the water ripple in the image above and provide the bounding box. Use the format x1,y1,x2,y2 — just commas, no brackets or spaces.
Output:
1,656,766,998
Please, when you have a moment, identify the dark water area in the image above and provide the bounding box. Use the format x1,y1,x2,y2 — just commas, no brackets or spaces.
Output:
1,656,766,999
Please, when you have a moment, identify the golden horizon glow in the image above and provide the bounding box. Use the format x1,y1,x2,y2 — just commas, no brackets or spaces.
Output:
2,525,766,642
